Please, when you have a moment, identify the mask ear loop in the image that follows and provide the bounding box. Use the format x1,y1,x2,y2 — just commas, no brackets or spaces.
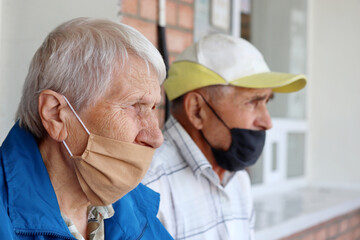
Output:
62,96,91,157
198,94,231,129
198,94,233,151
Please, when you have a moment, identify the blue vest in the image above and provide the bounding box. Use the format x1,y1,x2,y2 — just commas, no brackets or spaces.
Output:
0,123,173,240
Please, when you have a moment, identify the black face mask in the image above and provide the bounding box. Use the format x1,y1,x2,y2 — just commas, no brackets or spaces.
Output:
200,95,266,171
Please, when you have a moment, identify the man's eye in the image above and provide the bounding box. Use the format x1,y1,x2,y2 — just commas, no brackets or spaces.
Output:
266,98,273,104
250,100,258,106
152,105,156,110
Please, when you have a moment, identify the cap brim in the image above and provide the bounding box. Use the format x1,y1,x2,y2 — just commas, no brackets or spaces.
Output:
164,61,307,101
230,72,307,93
164,61,227,101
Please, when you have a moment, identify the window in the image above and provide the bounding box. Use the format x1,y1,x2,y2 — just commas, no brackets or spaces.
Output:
245,0,308,189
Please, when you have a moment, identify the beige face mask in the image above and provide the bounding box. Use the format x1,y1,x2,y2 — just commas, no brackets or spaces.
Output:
62,96,155,206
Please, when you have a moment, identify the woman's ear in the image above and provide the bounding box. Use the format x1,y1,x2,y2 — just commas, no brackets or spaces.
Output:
38,90,68,142
183,92,208,130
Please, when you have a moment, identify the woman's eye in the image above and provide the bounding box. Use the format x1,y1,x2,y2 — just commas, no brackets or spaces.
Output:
131,104,140,113
152,105,156,110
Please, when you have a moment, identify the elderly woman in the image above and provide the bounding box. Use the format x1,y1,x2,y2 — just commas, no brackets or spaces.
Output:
0,18,173,239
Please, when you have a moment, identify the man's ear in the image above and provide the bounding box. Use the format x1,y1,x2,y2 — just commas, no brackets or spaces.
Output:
183,92,208,130
38,90,68,142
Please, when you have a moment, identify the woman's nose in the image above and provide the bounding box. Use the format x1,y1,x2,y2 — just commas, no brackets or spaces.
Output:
135,113,164,148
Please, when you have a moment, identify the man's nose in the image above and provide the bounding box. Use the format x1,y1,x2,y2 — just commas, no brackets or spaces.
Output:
255,106,273,130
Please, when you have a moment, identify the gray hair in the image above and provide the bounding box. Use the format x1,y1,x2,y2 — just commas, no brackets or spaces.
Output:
16,17,166,139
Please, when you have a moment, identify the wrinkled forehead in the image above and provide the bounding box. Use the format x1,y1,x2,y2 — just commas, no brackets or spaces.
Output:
105,55,161,101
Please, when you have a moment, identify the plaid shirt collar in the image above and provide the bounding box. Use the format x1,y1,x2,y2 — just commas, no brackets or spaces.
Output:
163,115,235,186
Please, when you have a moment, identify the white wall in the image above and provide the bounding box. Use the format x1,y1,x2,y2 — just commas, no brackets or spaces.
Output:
307,0,360,187
0,0,119,141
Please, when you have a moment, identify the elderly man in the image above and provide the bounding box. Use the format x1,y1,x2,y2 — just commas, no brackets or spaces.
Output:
142,33,307,239
0,18,173,239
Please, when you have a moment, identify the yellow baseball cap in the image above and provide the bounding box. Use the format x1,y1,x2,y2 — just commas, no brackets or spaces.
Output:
164,34,307,101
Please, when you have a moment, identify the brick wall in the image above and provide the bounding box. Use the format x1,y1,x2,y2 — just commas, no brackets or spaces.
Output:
280,209,360,240
119,0,194,127
241,13,251,41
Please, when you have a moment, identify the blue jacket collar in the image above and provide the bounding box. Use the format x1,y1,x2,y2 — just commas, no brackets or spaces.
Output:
1,123,75,238
105,183,161,238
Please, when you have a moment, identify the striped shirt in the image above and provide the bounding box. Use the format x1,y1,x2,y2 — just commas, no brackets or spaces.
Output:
142,116,255,240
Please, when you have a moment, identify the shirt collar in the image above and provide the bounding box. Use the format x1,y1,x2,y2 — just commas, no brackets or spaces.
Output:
163,116,211,178
163,116,236,186
93,205,114,219
61,205,114,240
